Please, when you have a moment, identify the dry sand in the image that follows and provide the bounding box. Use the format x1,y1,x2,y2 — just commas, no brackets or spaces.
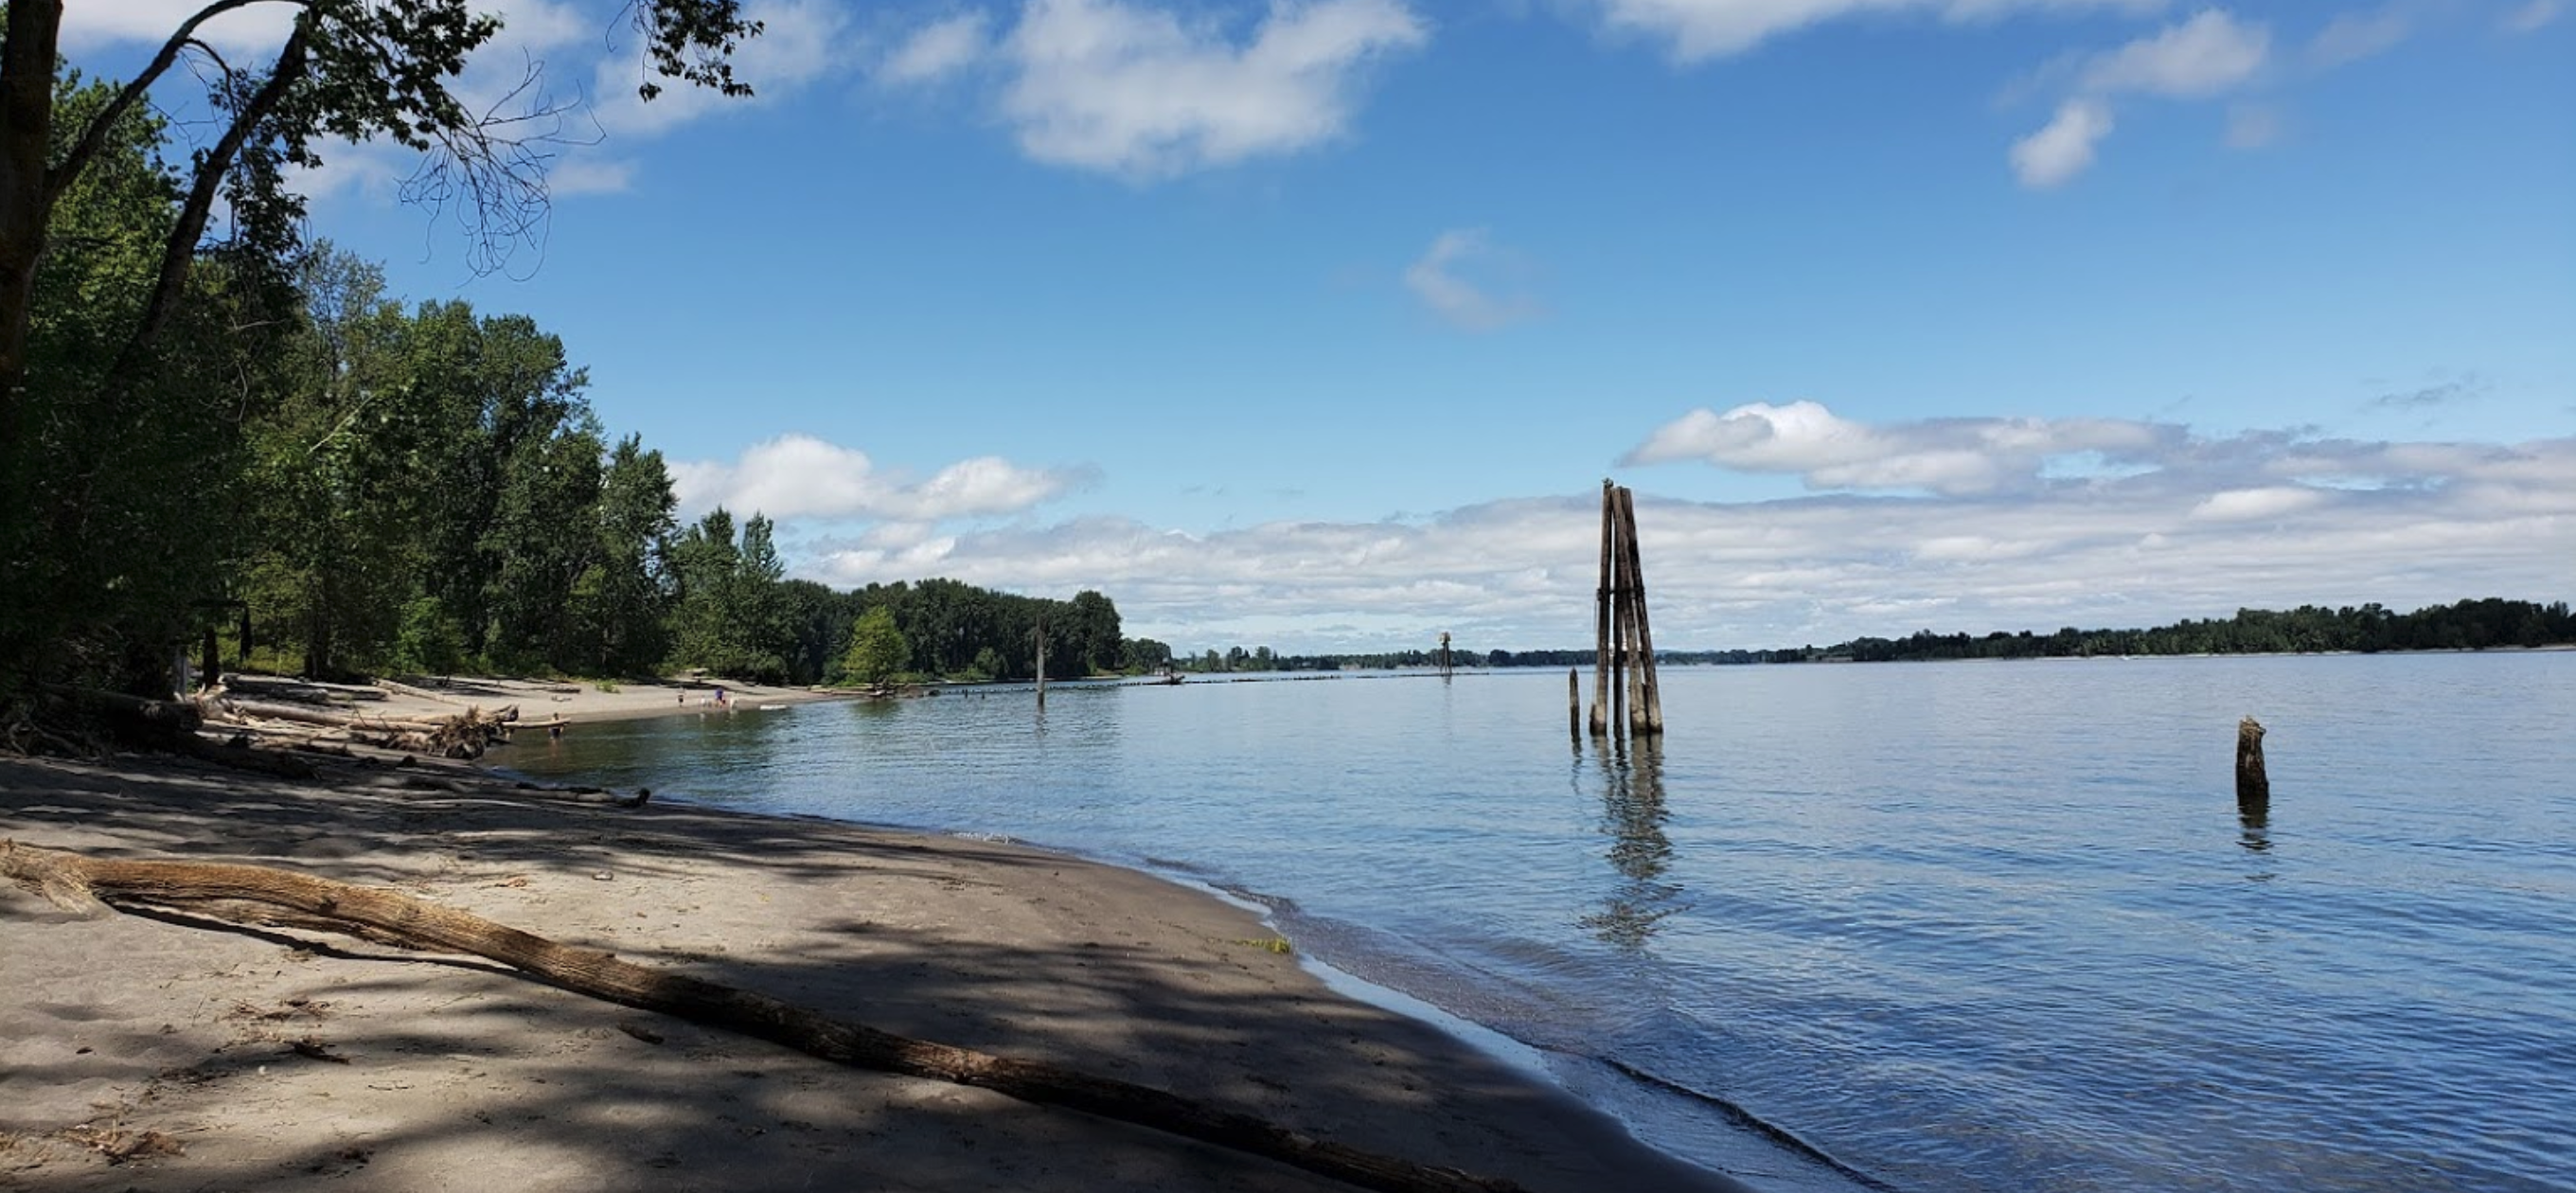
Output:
0,685,1750,1193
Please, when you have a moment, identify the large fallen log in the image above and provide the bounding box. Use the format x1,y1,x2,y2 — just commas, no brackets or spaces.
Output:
0,842,1520,1193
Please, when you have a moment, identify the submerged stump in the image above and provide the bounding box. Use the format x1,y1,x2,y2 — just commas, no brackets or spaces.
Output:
2236,716,2269,806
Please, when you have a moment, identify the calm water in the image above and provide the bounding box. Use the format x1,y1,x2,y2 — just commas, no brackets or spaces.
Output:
506,653,2576,1193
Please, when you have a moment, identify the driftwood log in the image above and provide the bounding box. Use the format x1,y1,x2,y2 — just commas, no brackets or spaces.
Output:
0,842,1521,1193
200,696,518,759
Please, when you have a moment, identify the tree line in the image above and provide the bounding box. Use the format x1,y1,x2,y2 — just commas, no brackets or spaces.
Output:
1184,597,2572,674
1825,598,2575,663
0,41,1156,717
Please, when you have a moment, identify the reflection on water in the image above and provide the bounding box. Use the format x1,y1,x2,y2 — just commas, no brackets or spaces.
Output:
2237,806,2272,852
1582,738,1690,950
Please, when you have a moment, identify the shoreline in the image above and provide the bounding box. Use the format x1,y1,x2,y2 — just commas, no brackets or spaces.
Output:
0,735,1752,1192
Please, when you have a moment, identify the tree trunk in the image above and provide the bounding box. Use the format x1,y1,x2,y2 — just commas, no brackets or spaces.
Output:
0,2,61,436
0,843,1525,1193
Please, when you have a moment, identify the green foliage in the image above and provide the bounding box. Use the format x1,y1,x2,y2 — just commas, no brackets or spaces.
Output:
0,0,762,708
0,73,271,695
839,608,911,688
393,595,466,677
666,507,794,683
565,435,678,675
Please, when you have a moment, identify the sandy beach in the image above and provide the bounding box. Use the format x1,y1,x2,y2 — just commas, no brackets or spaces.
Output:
1,680,1746,1193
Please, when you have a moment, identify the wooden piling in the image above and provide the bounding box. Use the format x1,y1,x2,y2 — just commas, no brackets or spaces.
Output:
1588,479,1667,739
2235,716,2268,805
1590,480,1615,736
1614,486,1663,735
1569,668,1581,742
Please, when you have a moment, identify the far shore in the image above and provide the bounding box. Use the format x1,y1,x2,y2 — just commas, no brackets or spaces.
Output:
0,692,1750,1192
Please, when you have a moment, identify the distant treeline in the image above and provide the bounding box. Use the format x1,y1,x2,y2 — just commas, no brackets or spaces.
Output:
1821,598,2573,663
1186,598,2574,673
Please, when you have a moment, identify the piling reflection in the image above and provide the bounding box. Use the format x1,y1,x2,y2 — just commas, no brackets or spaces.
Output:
2237,803,2271,853
1580,738,1688,949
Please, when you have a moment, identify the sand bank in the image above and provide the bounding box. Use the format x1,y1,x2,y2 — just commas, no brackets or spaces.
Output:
0,747,1748,1192
359,674,852,725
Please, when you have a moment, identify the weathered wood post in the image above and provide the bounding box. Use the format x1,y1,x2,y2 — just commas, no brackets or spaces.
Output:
1590,479,1616,737
1608,531,1629,741
2236,716,2268,806
1035,617,1048,711
1615,486,1664,735
1569,668,1581,743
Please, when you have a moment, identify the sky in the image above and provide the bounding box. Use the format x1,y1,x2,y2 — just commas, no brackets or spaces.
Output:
66,0,2576,654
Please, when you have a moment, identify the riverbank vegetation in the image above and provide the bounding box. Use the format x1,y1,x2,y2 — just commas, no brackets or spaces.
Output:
0,27,1148,721
1210,597,2573,673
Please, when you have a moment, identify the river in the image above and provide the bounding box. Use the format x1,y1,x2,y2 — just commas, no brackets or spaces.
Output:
504,651,2576,1193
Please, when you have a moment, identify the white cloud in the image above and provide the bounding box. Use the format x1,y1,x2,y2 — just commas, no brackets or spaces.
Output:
2307,8,2409,68
1594,0,2171,62
2077,9,2269,98
997,0,1429,179
2190,486,2325,521
2010,98,2115,187
669,434,1089,522
2501,0,2563,33
58,0,296,55
2007,9,2265,187
1403,229,1539,331
1623,400,2175,494
780,429,2576,653
590,0,852,137
881,11,994,85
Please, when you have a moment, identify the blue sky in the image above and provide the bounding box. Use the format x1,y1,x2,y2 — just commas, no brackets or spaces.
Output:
71,0,2576,653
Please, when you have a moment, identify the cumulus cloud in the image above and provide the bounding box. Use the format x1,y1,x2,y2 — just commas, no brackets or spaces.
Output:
58,0,297,54
591,0,853,137
2076,8,2269,97
880,11,994,85
996,0,1429,179
669,434,1090,522
783,428,2576,653
2008,9,2267,187
1403,229,1539,331
2306,7,2409,68
2010,98,2115,187
1624,400,2177,494
1594,0,2172,62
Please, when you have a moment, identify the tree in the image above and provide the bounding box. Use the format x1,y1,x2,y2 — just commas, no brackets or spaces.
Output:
567,435,678,675
1063,589,1122,676
1,68,291,694
241,243,419,677
2,0,759,408
1,0,759,700
838,607,908,688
